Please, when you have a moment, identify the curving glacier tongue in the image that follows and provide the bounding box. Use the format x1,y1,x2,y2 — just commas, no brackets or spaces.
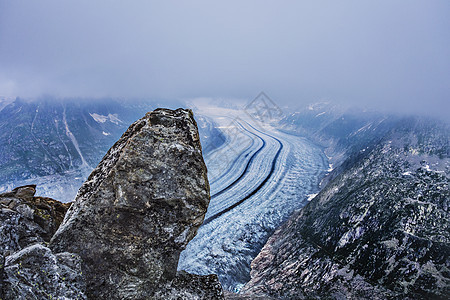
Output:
178,105,328,292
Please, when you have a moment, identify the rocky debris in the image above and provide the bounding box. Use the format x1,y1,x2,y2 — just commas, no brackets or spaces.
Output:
0,186,84,299
0,185,70,256
0,108,223,299
50,108,222,299
2,244,86,300
243,118,450,299
155,271,224,299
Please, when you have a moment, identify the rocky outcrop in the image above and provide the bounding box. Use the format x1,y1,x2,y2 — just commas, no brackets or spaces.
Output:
0,185,70,256
243,118,450,299
2,244,86,300
50,108,222,299
0,254,4,299
223,290,277,299
0,185,84,299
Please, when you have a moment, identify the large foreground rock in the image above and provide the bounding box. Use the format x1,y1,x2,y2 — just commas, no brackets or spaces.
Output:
50,108,222,299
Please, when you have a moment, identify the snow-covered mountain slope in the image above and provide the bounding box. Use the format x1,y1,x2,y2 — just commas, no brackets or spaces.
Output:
179,103,329,291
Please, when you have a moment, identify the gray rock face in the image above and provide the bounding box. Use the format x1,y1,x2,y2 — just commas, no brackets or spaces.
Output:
0,185,70,257
50,108,221,299
2,244,86,300
0,185,84,299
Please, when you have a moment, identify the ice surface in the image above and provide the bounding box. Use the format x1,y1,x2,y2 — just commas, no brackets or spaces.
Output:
179,102,328,291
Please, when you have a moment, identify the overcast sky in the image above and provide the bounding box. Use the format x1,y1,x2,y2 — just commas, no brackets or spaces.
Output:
0,1,449,117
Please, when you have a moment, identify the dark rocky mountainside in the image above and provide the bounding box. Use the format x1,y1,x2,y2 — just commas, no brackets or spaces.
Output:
242,117,449,299
1,108,224,299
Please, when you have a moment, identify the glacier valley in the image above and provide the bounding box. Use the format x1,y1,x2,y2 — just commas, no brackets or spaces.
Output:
179,101,328,291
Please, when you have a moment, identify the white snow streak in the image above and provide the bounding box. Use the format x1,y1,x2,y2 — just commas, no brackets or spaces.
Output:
64,107,91,169
307,193,318,201
315,111,326,117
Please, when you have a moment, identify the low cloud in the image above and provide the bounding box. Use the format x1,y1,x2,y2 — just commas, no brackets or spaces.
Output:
0,0,449,118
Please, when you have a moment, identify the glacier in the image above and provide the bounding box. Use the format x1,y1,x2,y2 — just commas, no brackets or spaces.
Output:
178,102,329,291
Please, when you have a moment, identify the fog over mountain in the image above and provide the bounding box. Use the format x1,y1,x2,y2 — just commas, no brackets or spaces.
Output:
1,0,449,118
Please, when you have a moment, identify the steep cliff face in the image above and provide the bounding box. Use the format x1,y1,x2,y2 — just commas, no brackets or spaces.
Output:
242,117,449,299
50,108,222,299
